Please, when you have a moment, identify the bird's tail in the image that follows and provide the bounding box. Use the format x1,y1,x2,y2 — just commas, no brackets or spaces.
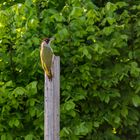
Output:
45,70,53,80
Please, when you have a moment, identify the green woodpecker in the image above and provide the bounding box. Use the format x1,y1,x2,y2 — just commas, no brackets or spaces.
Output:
40,37,54,80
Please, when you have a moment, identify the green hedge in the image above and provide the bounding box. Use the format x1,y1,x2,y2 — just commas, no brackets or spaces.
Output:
0,0,140,139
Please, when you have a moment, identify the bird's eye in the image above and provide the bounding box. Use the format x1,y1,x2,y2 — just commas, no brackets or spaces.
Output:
45,38,50,44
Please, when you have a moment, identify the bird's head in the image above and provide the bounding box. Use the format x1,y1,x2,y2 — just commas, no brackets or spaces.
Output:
42,37,54,47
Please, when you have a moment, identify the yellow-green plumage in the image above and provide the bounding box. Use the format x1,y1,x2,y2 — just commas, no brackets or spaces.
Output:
40,39,54,80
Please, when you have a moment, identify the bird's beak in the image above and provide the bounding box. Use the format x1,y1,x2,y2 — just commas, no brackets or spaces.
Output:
50,37,55,42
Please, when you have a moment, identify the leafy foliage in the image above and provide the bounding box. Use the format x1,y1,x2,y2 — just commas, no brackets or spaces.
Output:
0,0,140,139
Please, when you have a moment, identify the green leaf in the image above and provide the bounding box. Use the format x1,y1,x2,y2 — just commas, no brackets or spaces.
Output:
110,49,120,56
64,100,75,111
26,81,38,95
105,2,117,12
102,26,114,36
106,17,116,25
29,108,36,117
56,28,69,42
83,48,92,59
75,122,92,135
114,116,120,124
14,119,20,127
121,107,128,118
29,98,35,106
12,87,26,97
68,110,76,117
51,13,64,22
3,80,13,88
6,134,13,140
93,121,100,128
9,119,14,127
70,7,83,18
135,84,140,94
60,127,70,137
116,2,128,8
105,96,110,103
25,134,33,140
32,37,40,45
25,0,33,7
132,95,140,107
1,134,6,140
120,34,128,41
130,62,140,77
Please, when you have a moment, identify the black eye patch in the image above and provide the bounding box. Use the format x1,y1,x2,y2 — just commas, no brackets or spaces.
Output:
44,38,50,44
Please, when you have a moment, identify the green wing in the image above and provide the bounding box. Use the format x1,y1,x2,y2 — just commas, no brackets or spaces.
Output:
42,46,53,72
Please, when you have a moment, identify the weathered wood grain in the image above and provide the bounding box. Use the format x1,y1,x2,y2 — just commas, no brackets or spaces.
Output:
44,56,60,140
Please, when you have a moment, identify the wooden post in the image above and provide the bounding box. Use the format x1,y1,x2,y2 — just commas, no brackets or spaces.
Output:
44,56,60,140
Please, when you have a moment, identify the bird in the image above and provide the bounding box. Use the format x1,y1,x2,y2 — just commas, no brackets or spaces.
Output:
40,37,54,80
